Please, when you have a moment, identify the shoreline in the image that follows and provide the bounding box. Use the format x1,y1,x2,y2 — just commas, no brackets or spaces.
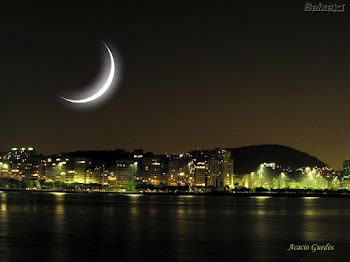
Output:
1,189,350,198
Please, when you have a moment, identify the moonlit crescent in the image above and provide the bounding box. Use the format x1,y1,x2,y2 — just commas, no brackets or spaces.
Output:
58,42,115,104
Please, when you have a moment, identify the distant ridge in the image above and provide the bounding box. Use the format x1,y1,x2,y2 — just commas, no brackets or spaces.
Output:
227,144,328,174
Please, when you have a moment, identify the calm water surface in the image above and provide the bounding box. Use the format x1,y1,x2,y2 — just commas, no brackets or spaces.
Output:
0,191,349,262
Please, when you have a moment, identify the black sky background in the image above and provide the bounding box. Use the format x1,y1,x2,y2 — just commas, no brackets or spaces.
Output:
1,0,350,169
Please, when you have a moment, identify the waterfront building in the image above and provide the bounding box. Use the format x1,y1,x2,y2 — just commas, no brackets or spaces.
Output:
341,173,350,190
208,148,234,188
133,149,143,182
116,159,135,186
45,157,64,181
22,157,40,180
189,158,208,187
4,147,40,180
142,157,161,185
44,157,92,183
73,158,92,183
91,166,103,184
167,154,189,186
107,172,117,187
343,160,350,174
105,166,117,185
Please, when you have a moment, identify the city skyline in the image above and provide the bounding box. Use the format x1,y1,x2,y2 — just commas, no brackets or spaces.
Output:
0,145,346,192
1,1,350,170
0,143,340,170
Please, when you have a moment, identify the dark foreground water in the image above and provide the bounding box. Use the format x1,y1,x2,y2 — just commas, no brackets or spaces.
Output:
0,192,349,262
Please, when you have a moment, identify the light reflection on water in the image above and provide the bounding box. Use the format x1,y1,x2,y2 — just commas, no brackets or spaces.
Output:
0,192,349,261
250,196,272,199
49,192,67,196
52,194,66,262
0,192,8,224
0,193,8,262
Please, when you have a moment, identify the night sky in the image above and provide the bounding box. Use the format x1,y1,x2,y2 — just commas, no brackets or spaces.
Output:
1,1,350,169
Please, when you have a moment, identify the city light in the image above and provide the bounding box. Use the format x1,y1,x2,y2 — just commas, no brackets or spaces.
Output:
0,146,349,194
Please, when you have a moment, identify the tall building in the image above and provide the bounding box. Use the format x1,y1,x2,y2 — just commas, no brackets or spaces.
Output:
73,158,92,183
116,159,135,186
64,159,76,183
159,155,168,184
7,147,36,162
190,158,209,187
104,165,117,186
133,149,143,182
45,157,74,182
142,157,161,185
44,157,92,183
343,160,350,174
208,149,234,188
5,147,40,180
91,166,103,184
107,167,117,187
45,157,62,181
167,155,189,186
22,157,40,180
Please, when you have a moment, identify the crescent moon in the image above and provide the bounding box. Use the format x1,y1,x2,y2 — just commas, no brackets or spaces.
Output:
58,42,115,103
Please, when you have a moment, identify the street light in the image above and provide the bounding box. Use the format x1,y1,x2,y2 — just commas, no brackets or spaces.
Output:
308,171,313,189
251,172,255,188
0,162,9,179
259,164,265,187
280,172,285,188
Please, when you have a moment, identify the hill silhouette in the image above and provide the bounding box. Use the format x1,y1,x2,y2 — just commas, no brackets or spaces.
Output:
227,144,328,174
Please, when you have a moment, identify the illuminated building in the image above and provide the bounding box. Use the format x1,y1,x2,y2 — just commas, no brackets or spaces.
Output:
159,155,168,184
133,149,143,181
91,166,103,184
22,157,40,180
88,165,116,185
45,158,60,181
343,160,350,174
208,148,234,188
107,171,117,187
73,158,92,183
103,166,117,186
44,157,92,183
184,150,210,186
341,173,350,190
4,147,40,180
116,159,135,186
45,158,72,182
167,155,188,186
190,158,208,186
7,147,36,161
142,157,161,185
100,166,109,185
63,159,75,183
